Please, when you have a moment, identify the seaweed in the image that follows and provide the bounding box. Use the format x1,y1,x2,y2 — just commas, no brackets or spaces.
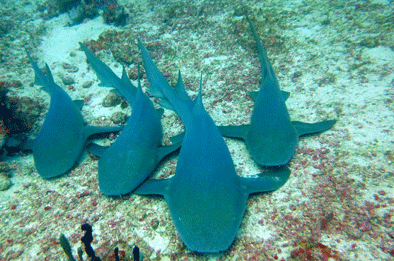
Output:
60,223,141,261
59,234,77,261
81,223,101,261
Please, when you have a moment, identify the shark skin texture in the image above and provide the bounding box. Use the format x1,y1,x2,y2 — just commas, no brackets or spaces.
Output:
216,15,337,167
80,43,181,196
25,51,124,179
135,39,290,253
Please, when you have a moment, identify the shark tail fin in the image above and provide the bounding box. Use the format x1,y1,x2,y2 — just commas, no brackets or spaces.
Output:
26,50,55,94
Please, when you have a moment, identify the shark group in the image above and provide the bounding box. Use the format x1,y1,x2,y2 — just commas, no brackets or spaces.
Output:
25,15,336,253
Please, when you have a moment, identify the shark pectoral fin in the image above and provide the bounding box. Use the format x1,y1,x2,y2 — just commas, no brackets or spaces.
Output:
86,142,108,158
156,108,164,118
169,132,185,145
147,88,165,99
134,178,170,196
156,141,182,163
217,125,250,140
20,139,34,151
158,99,175,111
73,100,84,110
250,90,290,102
250,91,258,102
83,125,124,138
292,119,337,137
241,166,290,195
281,91,290,101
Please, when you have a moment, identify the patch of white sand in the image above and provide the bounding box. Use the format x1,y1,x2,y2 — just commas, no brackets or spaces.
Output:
362,46,394,65
40,15,116,64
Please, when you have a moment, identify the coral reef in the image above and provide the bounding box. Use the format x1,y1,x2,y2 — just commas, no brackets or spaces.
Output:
0,80,42,158
102,4,128,26
0,17,13,38
0,161,11,191
1,0,394,259
102,92,122,107
38,0,128,26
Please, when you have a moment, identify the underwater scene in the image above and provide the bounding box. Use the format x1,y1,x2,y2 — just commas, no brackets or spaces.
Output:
0,0,393,260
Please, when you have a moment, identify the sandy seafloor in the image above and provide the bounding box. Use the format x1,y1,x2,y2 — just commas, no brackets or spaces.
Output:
0,0,394,260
